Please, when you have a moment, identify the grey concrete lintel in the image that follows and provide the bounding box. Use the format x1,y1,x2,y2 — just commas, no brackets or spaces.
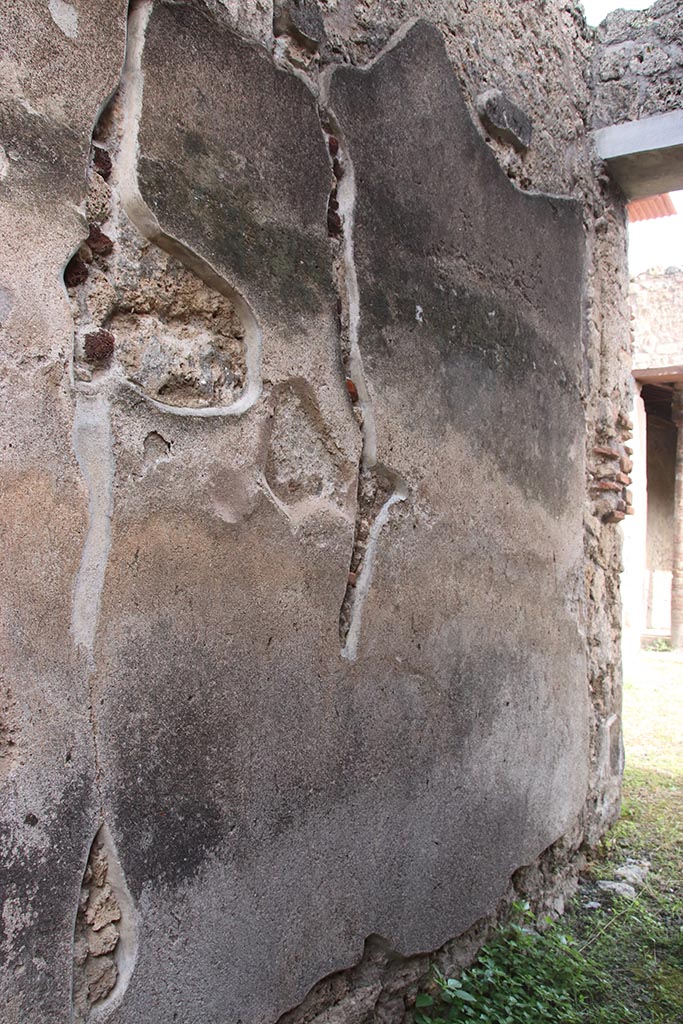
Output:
594,109,683,200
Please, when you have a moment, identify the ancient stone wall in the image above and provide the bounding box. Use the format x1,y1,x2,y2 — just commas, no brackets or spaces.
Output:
631,267,683,370
593,0,683,128
644,418,676,632
0,2,635,1022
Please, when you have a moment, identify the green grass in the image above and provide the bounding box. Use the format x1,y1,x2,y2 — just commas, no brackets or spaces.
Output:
416,651,683,1024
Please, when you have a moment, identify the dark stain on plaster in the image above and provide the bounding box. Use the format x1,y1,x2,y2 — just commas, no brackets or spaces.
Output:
106,640,229,892
137,1,335,315
103,611,561,894
365,279,579,512
0,100,84,206
139,157,333,315
0,771,96,995
329,20,585,516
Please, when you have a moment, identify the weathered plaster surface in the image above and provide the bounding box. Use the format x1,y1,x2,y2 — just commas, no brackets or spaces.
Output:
0,0,647,1021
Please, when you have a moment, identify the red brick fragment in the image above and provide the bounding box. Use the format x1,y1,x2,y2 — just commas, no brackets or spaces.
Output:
328,136,339,157
87,224,114,256
593,445,620,459
84,329,115,364
64,255,88,288
604,510,626,523
620,456,633,473
92,146,112,180
593,480,621,492
625,507,635,515
616,472,631,486
327,210,342,235
345,378,359,403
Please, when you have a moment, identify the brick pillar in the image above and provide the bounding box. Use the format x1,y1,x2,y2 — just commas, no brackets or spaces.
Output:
671,387,683,651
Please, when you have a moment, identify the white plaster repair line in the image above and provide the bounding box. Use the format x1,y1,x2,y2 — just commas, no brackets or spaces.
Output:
118,0,263,419
72,392,114,664
342,487,407,662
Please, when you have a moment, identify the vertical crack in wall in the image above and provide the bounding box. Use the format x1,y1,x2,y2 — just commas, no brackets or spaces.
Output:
317,101,408,663
72,823,139,1023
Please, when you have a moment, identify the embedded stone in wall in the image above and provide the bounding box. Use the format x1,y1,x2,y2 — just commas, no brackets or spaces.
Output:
274,0,326,52
477,88,532,151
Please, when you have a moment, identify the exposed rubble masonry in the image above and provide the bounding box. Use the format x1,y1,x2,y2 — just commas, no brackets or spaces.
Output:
72,824,138,1022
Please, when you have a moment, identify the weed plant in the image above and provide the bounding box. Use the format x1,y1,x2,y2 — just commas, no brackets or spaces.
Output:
414,902,627,1024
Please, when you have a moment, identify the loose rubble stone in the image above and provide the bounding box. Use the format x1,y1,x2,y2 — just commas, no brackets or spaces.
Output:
273,0,326,50
597,880,638,899
477,88,533,151
615,860,650,886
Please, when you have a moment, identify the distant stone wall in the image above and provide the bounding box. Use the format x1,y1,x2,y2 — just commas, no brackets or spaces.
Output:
0,3,634,1023
645,418,675,632
631,267,683,370
593,0,683,128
